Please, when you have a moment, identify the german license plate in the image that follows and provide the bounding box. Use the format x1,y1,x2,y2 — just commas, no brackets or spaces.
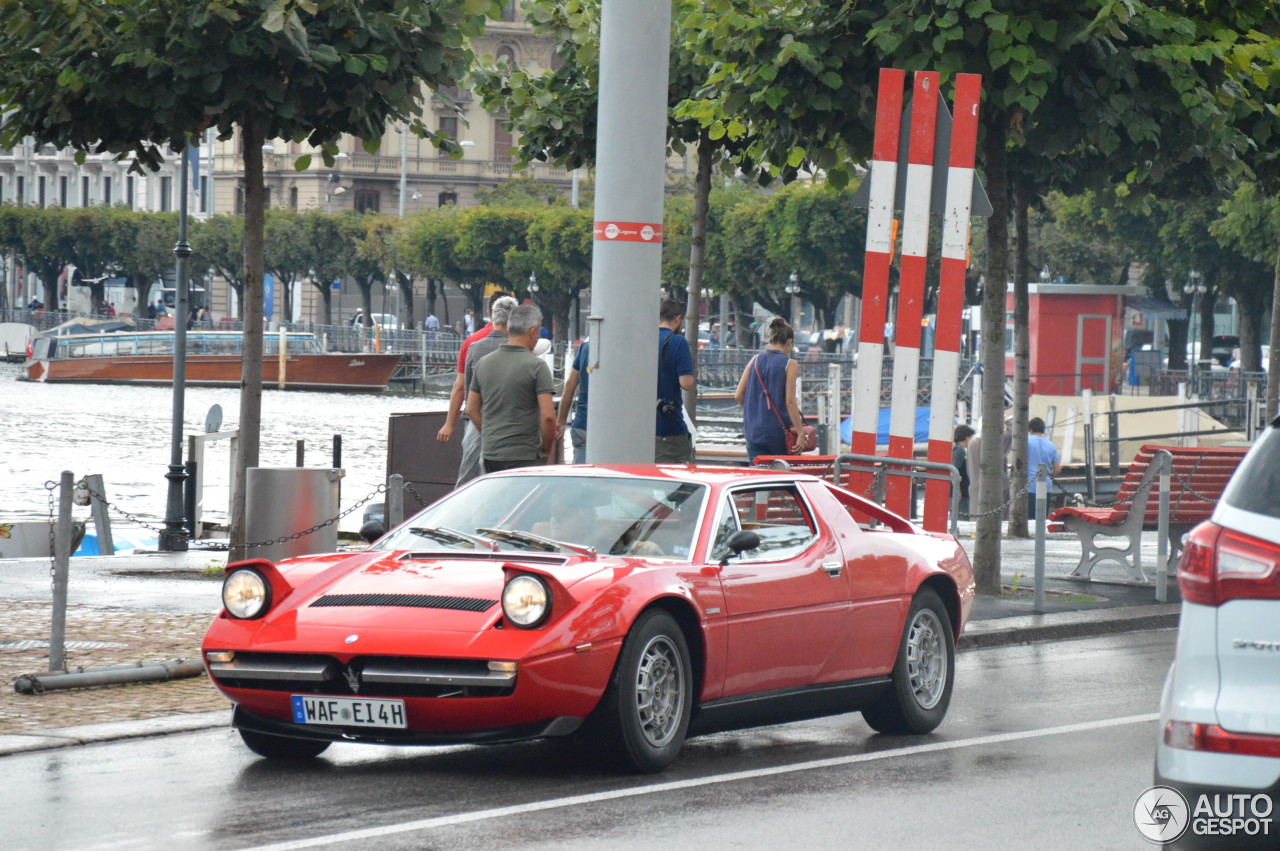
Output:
291,695,406,729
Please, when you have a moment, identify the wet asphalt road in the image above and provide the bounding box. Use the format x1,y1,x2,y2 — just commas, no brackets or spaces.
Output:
5,630,1174,851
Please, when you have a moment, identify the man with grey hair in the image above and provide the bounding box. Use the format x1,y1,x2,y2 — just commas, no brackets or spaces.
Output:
453,294,519,486
467,303,556,473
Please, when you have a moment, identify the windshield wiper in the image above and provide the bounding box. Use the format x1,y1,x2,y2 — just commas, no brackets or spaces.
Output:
475,527,596,559
407,526,497,551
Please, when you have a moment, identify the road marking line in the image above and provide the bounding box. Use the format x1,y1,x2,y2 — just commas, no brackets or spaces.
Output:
246,712,1159,850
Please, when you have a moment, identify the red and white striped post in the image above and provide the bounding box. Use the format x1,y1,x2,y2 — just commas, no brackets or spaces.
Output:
923,74,983,532
884,71,940,518
848,68,905,496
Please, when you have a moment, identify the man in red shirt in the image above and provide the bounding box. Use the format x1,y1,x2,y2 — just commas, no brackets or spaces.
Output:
436,291,513,482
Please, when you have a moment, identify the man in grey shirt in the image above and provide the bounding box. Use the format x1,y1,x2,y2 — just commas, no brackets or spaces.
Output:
454,295,517,486
467,303,556,473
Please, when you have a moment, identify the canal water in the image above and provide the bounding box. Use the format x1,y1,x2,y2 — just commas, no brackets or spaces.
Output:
1,363,448,536
1,364,746,538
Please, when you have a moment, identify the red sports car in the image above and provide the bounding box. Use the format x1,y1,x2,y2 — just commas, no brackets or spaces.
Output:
203,465,975,772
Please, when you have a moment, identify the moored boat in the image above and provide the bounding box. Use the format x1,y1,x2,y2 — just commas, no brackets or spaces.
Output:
22,330,402,392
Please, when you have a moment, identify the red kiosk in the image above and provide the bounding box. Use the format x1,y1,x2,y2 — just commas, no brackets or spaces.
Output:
1005,283,1144,395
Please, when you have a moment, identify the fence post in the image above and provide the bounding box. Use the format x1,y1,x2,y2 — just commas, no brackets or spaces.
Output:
84,473,114,557
1033,464,1047,613
50,470,73,672
1107,395,1120,476
1084,422,1097,503
1177,383,1188,447
827,362,842,455
387,473,405,530
1156,450,1171,603
184,460,198,540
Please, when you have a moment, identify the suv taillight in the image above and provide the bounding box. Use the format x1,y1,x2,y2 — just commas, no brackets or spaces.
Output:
1177,521,1280,607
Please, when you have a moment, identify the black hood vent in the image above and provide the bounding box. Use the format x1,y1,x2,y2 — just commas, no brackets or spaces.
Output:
311,593,497,612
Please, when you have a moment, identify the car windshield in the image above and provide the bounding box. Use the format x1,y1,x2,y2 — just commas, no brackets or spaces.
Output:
377,475,707,560
1221,426,1280,521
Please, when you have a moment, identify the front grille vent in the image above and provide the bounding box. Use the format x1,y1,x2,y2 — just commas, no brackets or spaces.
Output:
311,593,496,612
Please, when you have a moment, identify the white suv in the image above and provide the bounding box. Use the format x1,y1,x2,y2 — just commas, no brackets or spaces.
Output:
1156,413,1280,847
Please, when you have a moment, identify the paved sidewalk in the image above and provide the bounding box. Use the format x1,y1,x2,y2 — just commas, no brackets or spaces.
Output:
0,526,1182,757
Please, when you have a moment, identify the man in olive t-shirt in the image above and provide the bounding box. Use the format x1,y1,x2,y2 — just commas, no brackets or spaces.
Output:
467,303,556,473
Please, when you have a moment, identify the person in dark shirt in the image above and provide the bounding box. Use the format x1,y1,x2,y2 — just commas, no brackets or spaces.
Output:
953,424,975,518
655,299,695,463
735,316,807,461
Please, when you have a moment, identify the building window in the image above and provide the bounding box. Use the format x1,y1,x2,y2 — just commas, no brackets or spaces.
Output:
59,175,69,207
234,184,244,215
82,175,90,207
494,120,513,163
38,175,47,207
289,185,298,211
439,116,458,158
0,177,4,205
354,190,380,213
198,176,208,213
500,0,516,21
438,191,458,207
160,176,173,212
103,176,112,206
16,176,24,206
496,46,517,68
126,176,135,210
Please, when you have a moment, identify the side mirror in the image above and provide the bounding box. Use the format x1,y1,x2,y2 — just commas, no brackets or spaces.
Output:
719,529,760,567
359,520,385,544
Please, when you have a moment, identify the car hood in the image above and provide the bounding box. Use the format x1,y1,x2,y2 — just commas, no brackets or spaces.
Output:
265,550,613,634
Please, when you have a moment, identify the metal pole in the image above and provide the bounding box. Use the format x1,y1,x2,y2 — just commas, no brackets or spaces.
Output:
1156,449,1171,603
184,460,198,541
295,439,305,467
388,473,405,529
277,325,287,389
398,123,408,217
1084,422,1097,503
160,145,191,552
1107,395,1120,476
50,470,73,672
1034,463,1047,613
85,473,114,556
583,0,672,463
827,362,842,455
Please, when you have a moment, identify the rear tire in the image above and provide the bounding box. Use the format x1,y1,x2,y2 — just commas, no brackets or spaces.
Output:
588,609,693,773
862,587,955,735
238,728,331,760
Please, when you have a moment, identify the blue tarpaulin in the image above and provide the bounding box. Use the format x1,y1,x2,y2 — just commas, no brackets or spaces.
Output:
840,407,932,447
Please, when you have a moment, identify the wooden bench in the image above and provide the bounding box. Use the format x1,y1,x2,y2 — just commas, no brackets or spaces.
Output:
1048,444,1249,581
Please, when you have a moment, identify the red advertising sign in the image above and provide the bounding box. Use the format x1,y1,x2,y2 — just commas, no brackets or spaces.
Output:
593,221,663,243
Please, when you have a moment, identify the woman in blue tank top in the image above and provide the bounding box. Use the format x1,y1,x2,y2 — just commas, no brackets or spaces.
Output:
734,316,808,461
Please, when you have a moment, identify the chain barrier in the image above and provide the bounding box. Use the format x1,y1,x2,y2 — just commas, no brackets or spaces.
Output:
402,480,431,508
77,479,387,553
967,477,1034,521
1169,468,1220,504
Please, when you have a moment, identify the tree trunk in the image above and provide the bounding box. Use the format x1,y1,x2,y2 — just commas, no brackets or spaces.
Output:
1167,319,1189,370
974,116,1010,596
1267,244,1280,421
231,116,266,562
89,280,106,316
41,265,60,311
426,278,438,320
359,279,375,328
683,137,713,422
1008,174,1031,538
397,272,414,330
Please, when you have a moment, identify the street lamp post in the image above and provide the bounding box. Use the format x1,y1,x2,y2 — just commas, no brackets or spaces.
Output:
159,144,193,551
785,271,801,330
1184,270,1206,392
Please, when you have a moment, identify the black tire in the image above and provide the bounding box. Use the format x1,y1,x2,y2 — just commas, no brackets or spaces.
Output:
238,728,331,760
589,609,693,773
862,587,955,735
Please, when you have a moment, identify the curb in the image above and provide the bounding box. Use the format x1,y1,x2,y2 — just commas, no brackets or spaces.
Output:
1,607,1179,757
0,710,228,757
959,604,1180,650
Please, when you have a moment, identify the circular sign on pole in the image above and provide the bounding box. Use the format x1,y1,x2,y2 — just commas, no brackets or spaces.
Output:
205,404,223,434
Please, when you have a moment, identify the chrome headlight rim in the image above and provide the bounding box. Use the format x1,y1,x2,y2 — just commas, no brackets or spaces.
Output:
222,568,271,620
502,574,550,629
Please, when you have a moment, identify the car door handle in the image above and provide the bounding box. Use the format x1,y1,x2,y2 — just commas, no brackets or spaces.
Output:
822,561,842,577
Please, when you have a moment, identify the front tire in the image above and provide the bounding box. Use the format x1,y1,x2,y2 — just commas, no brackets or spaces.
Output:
238,728,331,760
862,587,955,735
590,609,693,773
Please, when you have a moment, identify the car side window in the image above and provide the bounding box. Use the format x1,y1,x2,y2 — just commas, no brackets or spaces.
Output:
713,486,818,563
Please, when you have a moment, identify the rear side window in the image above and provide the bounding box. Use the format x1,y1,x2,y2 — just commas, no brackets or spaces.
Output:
1222,428,1280,520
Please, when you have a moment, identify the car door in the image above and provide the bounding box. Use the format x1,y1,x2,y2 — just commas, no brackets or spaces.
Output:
711,483,852,697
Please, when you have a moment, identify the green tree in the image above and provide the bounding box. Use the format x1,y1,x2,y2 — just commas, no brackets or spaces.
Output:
0,0,485,555
263,209,307,325
191,215,244,316
508,205,593,347
115,211,180,319
453,206,534,314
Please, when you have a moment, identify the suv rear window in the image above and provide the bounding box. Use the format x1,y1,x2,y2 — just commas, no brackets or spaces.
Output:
1221,426,1280,520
